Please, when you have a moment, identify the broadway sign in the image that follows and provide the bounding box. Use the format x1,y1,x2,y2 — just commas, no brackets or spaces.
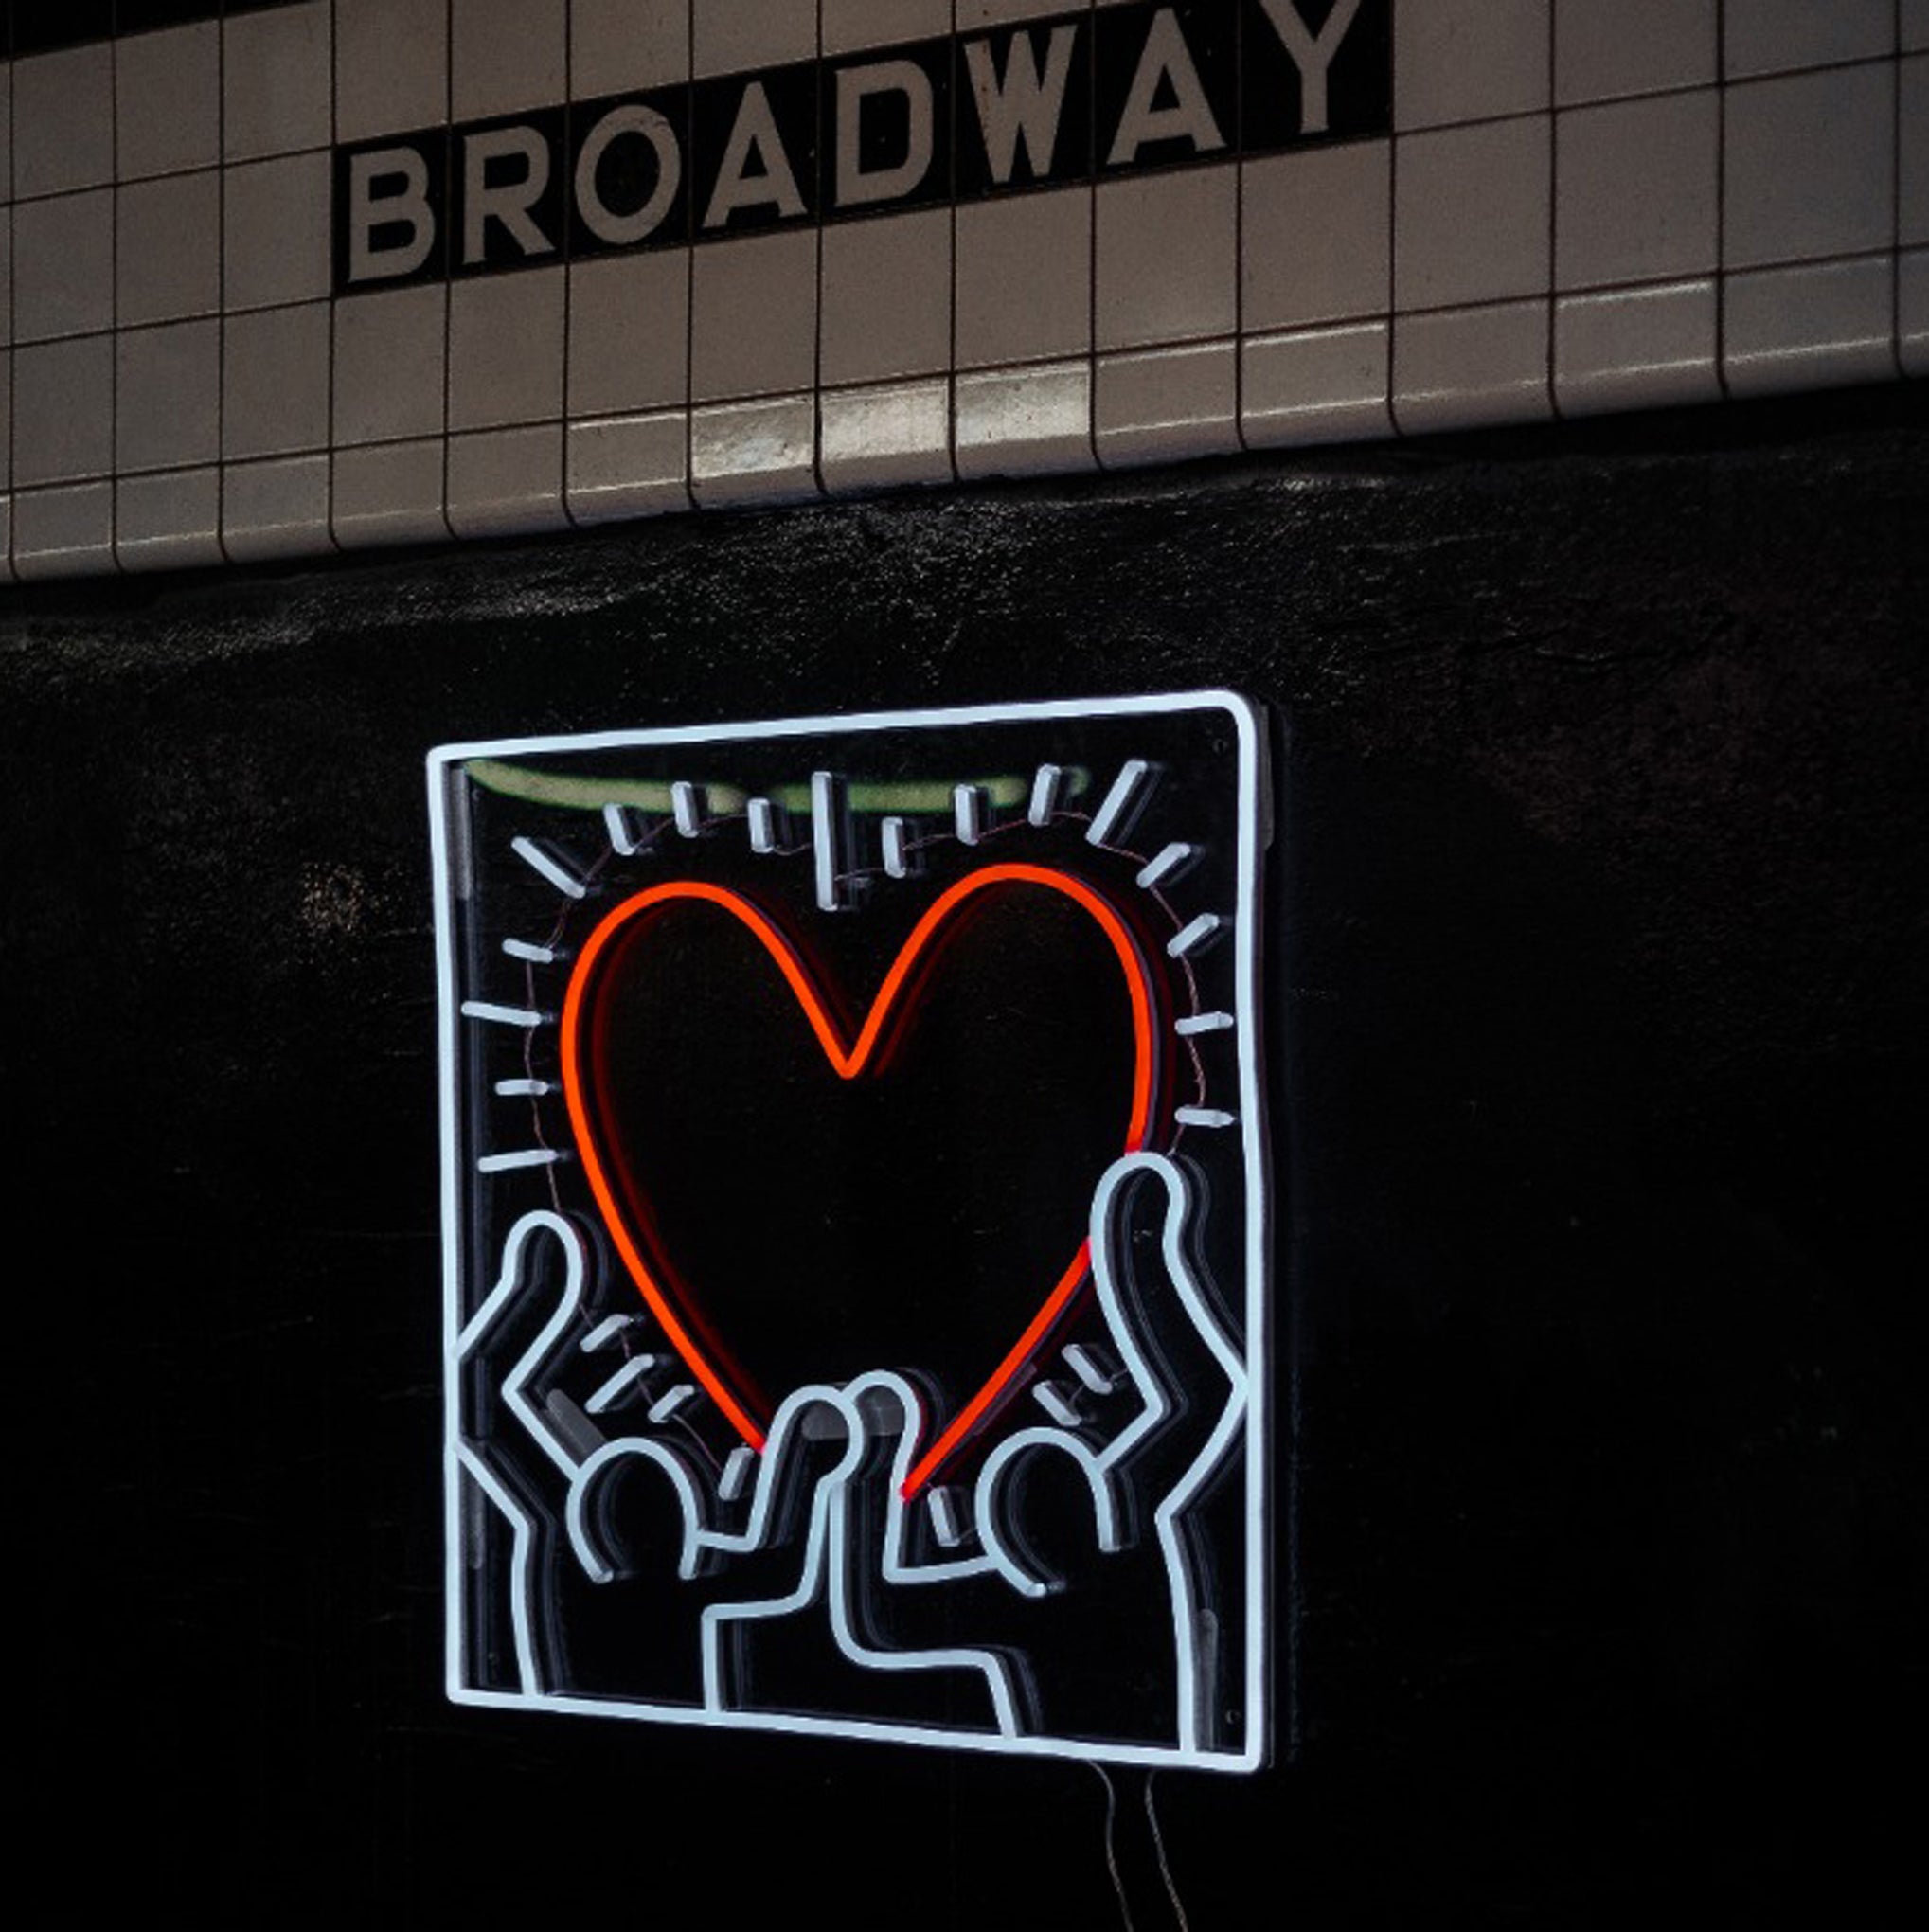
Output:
336,0,1389,290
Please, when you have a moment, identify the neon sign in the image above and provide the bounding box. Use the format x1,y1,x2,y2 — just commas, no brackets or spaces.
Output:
429,693,1272,1768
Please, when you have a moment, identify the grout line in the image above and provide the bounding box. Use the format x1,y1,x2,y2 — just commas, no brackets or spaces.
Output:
322,0,340,552
1545,3,1561,420
1892,0,1904,378
1232,0,1248,456
439,0,455,540
215,10,233,564
810,0,828,500
1385,28,1401,436
1714,0,1731,397
107,28,122,572
683,0,696,507
1086,0,1098,470
560,0,580,528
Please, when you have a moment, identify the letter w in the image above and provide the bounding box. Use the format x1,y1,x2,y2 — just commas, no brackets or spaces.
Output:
964,25,1078,185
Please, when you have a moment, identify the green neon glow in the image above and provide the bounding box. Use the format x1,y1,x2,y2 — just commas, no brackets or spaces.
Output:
467,760,1089,816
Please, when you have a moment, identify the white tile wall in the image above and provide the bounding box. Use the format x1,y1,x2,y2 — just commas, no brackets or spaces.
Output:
0,0,1913,580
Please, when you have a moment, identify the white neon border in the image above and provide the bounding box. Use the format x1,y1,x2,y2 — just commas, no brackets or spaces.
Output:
427,689,1273,1772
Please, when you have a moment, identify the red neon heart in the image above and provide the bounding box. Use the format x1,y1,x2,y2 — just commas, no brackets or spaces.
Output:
559,863,1156,1496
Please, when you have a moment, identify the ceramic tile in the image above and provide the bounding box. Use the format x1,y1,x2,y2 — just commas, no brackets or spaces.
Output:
818,377,954,491
689,394,820,504
1553,278,1719,413
0,495,10,583
1724,0,1894,80
1554,0,1717,106
1396,116,1551,310
1096,167,1237,350
1902,57,1928,247
117,23,220,179
565,410,692,523
223,452,334,560
13,336,114,485
446,422,564,537
0,63,11,205
0,351,9,487
335,0,449,144
1723,253,1897,395
1899,248,1928,374
956,188,1092,367
0,224,9,353
11,481,116,578
13,44,114,198
693,2,817,78
572,0,690,94
117,171,222,327
821,208,952,385
1393,297,1551,431
115,466,223,569
825,1,952,55
1724,64,1894,267
116,319,221,473
332,437,449,546
954,359,1096,476
1093,338,1239,468
690,229,818,401
568,253,691,419
1907,1,1929,56
13,190,113,341
1396,0,1550,131
452,0,566,121
449,268,566,431
1241,319,1393,445
332,282,447,445
1556,91,1718,290
223,302,330,458
826,43,951,215
225,0,331,163
1242,139,1390,331
223,152,331,311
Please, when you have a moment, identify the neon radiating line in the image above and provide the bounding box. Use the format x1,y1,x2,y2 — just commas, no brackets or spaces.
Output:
559,864,1158,1495
579,1314,637,1351
649,1384,695,1422
1136,842,1193,889
812,771,844,911
747,797,777,853
584,1354,656,1414
463,999,545,1028
604,802,645,855
1167,913,1223,957
511,835,589,899
1028,763,1063,825
495,1077,551,1097
1087,759,1151,845
1032,1381,1081,1427
882,816,910,877
1063,1343,1112,1392
953,783,986,845
503,938,557,963
671,782,703,835
477,1148,563,1173
1175,1011,1233,1036
1175,1106,1237,1129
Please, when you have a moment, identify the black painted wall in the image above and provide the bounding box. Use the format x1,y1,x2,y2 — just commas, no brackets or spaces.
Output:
9,390,1924,1926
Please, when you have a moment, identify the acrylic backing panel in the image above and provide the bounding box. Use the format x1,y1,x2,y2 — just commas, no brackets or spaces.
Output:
429,691,1271,1766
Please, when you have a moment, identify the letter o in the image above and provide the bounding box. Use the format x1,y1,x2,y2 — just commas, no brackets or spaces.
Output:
575,104,681,247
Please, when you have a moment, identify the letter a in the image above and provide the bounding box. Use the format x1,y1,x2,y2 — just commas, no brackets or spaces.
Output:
1107,8,1225,166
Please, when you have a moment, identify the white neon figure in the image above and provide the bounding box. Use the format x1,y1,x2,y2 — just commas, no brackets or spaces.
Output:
453,1210,597,1692
968,1154,1248,1755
